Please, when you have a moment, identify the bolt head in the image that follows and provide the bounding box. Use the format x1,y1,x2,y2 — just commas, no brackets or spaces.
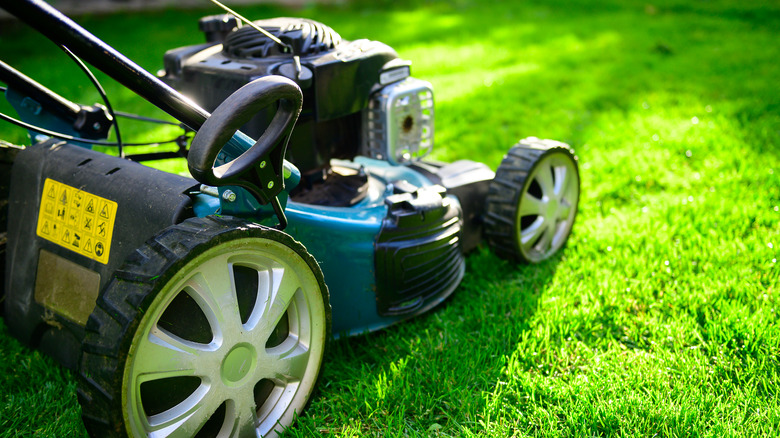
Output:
222,189,237,202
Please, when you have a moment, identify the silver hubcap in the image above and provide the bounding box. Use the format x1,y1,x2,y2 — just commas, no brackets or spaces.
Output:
516,151,579,262
123,238,326,438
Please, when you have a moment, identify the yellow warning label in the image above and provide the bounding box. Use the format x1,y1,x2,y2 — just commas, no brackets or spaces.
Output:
36,178,117,264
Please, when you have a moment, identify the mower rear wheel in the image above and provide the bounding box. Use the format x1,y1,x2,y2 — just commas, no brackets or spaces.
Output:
485,138,579,263
78,216,330,438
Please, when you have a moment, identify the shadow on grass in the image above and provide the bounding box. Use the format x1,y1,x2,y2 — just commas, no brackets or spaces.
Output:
309,247,562,432
0,318,86,436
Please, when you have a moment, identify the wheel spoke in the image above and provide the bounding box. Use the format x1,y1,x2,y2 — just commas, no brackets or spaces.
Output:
256,382,297,437
556,202,572,221
146,383,221,438
248,267,300,345
132,329,216,380
553,165,569,200
186,257,244,341
520,216,546,246
551,220,568,249
267,268,300,325
261,343,310,383
534,165,555,199
535,220,556,253
228,387,260,438
518,192,544,216
234,410,260,438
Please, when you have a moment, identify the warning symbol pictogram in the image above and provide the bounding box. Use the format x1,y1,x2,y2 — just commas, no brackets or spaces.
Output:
82,216,93,232
37,178,116,264
97,220,107,237
99,203,110,219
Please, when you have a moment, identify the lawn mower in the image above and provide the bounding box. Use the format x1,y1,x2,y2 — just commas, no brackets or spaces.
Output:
0,0,580,436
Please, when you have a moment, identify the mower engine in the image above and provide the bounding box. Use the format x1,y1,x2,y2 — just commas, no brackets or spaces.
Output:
162,16,434,184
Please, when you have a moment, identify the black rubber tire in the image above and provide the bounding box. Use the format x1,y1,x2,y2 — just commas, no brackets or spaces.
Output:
484,137,580,263
77,215,330,437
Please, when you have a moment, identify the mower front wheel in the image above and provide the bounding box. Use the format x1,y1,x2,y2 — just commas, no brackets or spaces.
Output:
485,138,580,263
78,216,330,438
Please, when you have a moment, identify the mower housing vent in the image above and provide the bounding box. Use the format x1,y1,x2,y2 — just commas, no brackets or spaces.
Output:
223,17,342,59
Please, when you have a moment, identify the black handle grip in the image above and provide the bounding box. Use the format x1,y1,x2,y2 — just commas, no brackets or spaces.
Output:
188,76,302,188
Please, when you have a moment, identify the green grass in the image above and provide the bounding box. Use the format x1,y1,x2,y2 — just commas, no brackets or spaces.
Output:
1,0,779,436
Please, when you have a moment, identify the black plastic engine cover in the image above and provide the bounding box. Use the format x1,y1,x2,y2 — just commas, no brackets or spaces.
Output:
375,186,464,316
4,140,197,369
161,17,400,175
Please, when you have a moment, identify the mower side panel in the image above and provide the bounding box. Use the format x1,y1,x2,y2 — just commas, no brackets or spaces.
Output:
376,189,464,317
284,202,385,337
4,140,197,369
285,158,467,337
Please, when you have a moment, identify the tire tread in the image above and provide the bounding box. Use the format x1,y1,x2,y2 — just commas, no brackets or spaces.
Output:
484,137,578,262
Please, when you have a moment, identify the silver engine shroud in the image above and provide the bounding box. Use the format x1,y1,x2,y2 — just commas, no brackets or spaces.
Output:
361,77,435,165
